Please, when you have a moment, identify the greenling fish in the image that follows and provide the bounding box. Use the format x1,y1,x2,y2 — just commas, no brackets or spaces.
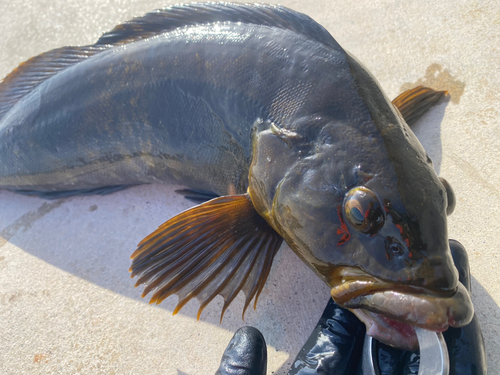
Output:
0,3,473,350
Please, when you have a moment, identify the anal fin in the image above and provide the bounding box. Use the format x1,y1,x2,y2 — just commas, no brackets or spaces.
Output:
392,86,448,126
130,194,283,321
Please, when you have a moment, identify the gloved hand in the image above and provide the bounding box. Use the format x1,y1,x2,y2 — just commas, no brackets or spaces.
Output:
214,240,487,375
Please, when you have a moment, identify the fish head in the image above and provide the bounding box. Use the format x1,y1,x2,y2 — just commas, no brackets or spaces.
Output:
248,64,471,351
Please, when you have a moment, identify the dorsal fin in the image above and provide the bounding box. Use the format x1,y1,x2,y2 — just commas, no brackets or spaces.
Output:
95,3,338,48
0,45,108,120
0,3,337,122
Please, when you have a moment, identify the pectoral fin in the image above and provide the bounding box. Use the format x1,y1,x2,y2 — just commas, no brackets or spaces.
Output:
130,194,283,321
392,86,448,126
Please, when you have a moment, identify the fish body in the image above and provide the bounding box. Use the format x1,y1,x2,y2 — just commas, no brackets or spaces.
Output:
0,5,339,196
0,3,473,350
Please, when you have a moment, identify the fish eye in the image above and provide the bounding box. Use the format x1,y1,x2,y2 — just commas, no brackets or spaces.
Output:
344,187,385,235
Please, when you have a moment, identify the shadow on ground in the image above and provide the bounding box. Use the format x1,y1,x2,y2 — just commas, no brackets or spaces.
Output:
2,99,493,374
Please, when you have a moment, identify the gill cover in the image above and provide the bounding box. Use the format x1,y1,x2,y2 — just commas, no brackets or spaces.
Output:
249,66,458,294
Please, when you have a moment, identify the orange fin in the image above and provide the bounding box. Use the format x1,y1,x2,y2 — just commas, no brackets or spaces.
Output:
392,86,448,126
130,194,283,321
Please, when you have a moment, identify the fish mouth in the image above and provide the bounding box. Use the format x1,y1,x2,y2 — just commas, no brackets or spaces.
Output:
330,267,474,350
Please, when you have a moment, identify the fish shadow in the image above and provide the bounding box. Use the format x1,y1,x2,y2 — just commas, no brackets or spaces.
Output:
0,98,469,374
470,276,500,371
0,184,330,373
409,96,448,175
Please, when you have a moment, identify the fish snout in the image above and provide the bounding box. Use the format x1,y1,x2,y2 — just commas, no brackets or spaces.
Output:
414,254,459,296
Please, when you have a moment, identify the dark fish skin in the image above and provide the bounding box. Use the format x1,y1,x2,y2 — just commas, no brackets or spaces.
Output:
0,3,474,350
0,4,342,195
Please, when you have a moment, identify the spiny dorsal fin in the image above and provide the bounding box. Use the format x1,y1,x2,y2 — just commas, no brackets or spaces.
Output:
0,3,336,122
0,45,108,120
96,3,337,49
130,194,283,321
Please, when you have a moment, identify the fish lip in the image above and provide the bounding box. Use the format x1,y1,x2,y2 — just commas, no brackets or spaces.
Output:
343,283,473,331
330,268,458,302
330,268,474,333
331,278,456,303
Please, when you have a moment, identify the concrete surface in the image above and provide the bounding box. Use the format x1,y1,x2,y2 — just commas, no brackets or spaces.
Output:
0,1,498,374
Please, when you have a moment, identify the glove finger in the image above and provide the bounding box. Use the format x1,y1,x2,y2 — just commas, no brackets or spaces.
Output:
368,340,411,375
442,240,487,375
288,298,366,375
443,315,487,375
215,326,267,375
449,239,471,292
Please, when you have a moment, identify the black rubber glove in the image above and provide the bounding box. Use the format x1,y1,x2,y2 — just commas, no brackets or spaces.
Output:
215,240,487,375
288,300,365,374
215,326,267,375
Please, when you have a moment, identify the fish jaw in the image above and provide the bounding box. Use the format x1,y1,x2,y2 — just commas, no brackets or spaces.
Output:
330,267,473,350
353,309,419,351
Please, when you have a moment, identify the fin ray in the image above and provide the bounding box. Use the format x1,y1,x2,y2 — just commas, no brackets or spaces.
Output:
0,46,108,121
242,237,281,318
181,236,262,319
2,3,336,123
392,86,448,126
96,3,337,49
131,220,222,273
217,237,265,321
130,194,283,320
172,236,251,315
138,234,233,297
150,235,239,303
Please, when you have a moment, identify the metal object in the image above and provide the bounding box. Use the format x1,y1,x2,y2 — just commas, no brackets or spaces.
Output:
415,327,449,375
362,334,378,375
362,328,449,375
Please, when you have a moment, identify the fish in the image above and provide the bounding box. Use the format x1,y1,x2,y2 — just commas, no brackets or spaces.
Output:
0,3,473,350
